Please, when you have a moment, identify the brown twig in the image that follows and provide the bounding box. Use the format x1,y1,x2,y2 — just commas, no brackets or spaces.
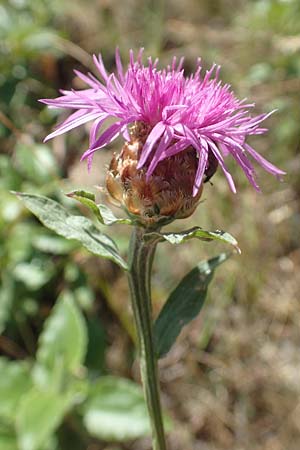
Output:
0,111,22,138
55,37,94,70
0,335,27,359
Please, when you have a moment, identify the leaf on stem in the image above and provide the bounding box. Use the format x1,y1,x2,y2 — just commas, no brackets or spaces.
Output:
145,227,240,252
67,190,131,225
14,192,128,270
153,253,229,358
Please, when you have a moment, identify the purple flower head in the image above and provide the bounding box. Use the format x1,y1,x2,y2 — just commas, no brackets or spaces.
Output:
40,48,285,195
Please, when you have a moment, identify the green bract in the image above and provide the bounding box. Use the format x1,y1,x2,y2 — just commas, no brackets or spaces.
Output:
67,190,132,226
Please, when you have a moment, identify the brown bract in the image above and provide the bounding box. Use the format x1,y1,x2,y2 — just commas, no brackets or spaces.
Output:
106,122,204,227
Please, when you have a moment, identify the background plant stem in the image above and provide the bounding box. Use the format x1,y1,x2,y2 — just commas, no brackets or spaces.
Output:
128,226,167,450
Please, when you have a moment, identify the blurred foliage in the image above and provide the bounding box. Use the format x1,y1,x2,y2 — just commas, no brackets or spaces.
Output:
0,0,66,138
0,136,151,448
0,291,150,450
1,0,300,449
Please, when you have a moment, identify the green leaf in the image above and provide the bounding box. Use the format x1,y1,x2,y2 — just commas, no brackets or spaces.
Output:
66,190,102,222
14,192,128,270
67,190,132,226
145,226,240,252
15,143,58,185
16,388,71,450
36,291,87,375
13,260,55,290
82,377,151,441
0,155,22,191
154,253,229,358
98,204,132,225
0,425,18,450
85,317,106,372
0,358,32,421
5,223,34,265
0,274,14,334
32,234,77,255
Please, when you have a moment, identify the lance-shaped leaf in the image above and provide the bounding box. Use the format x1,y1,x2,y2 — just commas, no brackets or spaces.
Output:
153,253,229,358
145,226,240,252
67,190,131,225
14,192,128,270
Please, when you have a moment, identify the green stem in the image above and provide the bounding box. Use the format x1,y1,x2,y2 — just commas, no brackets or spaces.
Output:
128,227,167,450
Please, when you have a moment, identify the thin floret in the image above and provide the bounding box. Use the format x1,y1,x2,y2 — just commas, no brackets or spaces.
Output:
40,48,285,194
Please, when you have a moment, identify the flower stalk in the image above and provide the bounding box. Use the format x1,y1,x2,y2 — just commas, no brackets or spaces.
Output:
128,226,167,450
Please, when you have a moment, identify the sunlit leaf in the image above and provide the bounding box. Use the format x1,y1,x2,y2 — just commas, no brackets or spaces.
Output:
154,253,229,358
13,260,55,290
98,203,132,225
16,388,71,450
14,192,128,269
0,358,32,421
82,377,151,441
145,226,240,252
32,234,77,255
15,143,58,185
0,155,22,191
5,223,34,264
36,291,87,374
66,190,102,222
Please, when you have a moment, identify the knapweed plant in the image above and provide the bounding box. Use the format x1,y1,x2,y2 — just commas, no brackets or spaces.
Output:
16,48,285,450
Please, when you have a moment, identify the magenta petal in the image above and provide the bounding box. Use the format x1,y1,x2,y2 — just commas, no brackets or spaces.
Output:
182,126,202,152
41,47,284,192
137,122,165,168
74,70,101,89
89,115,108,146
221,136,260,191
244,144,286,177
44,110,102,141
115,47,124,83
122,127,130,141
231,147,260,192
160,139,190,160
146,126,174,177
193,146,208,196
90,121,126,151
81,119,131,161
206,139,237,193
93,54,109,82
174,126,208,195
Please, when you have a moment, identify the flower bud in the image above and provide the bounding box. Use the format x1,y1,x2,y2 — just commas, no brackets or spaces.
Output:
106,122,207,227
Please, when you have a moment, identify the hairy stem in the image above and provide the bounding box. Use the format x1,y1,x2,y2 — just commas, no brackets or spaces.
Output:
128,227,167,450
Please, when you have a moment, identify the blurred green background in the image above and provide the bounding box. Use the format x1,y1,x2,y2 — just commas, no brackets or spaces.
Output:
0,0,299,449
